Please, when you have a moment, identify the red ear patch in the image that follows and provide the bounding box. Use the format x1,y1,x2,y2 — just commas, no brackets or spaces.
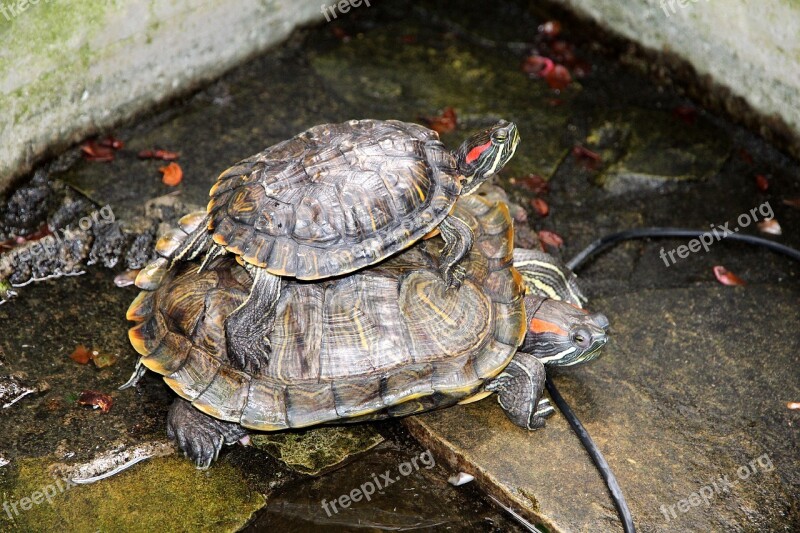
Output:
466,140,493,164
529,318,567,337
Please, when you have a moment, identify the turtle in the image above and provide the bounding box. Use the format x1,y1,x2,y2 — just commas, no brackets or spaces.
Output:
136,119,520,374
126,195,608,468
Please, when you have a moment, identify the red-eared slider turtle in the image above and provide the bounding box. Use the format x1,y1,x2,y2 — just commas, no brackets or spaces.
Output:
137,119,519,373
126,196,607,467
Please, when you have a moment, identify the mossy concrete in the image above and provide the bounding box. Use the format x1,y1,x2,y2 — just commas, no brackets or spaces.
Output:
0,0,324,195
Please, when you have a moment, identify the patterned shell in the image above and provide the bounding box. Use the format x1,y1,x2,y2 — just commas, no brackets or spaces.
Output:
207,119,461,279
127,195,525,430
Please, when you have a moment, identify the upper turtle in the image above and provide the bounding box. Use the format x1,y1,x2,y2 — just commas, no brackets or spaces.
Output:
205,119,519,279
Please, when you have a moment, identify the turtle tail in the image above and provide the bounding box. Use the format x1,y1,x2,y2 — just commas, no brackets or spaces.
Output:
134,211,212,290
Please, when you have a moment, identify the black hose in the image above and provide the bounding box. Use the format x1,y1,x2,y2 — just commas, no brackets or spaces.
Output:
551,227,800,533
546,377,636,533
566,227,800,272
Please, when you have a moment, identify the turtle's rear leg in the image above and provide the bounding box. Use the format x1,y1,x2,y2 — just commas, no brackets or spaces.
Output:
167,398,249,469
485,351,554,430
224,267,281,374
438,214,474,288
135,211,211,290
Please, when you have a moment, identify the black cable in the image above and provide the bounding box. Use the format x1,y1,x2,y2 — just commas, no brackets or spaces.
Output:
567,227,800,272
551,227,800,532
546,377,636,533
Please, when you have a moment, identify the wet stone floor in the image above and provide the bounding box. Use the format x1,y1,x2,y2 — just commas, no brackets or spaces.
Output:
1,1,799,531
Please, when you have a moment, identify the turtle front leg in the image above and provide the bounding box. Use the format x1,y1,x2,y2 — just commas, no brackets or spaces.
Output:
167,398,249,469
485,351,555,430
225,267,281,374
439,214,474,288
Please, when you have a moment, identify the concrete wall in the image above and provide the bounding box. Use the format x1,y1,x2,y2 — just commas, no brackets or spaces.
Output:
551,0,800,152
0,0,323,194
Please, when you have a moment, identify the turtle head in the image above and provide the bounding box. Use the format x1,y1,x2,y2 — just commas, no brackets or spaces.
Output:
456,120,519,194
522,295,609,366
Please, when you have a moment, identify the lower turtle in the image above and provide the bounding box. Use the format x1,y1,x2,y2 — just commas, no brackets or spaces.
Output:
125,195,608,467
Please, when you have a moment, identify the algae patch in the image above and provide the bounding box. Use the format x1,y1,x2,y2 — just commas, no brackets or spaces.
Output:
251,426,384,476
0,455,264,532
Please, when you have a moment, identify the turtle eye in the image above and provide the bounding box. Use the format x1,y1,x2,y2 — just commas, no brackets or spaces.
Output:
571,328,592,349
492,130,508,143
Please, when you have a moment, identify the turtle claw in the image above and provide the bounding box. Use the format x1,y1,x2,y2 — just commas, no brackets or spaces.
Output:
166,398,248,468
443,264,467,290
528,398,555,430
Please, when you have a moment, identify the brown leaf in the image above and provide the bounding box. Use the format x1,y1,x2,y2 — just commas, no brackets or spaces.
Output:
510,174,549,194
787,402,800,410
755,174,769,192
422,107,458,134
77,390,113,413
530,198,550,217
159,162,183,186
539,230,564,248
544,64,571,91
713,265,745,286
573,145,602,170
757,218,782,235
98,136,124,150
92,350,118,369
522,55,554,77
138,149,180,161
70,345,93,365
783,198,800,209
80,141,115,162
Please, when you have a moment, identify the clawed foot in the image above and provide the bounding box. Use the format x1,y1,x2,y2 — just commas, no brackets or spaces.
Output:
167,399,248,469
528,398,555,430
228,326,271,374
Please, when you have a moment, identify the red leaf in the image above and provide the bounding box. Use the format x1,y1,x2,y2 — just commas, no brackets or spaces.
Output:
422,107,458,134
510,174,549,194
755,174,769,192
539,230,564,248
159,162,184,186
538,20,562,39
77,390,114,413
70,345,93,365
522,55,554,77
530,198,550,217
573,145,602,170
138,149,180,161
544,64,571,91
80,141,115,162
783,198,800,209
713,265,746,286
548,40,575,66
98,136,124,150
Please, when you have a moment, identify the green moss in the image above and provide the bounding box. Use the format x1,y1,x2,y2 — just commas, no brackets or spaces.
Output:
0,456,264,532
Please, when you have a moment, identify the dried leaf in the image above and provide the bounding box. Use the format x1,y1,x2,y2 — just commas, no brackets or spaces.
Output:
783,198,800,209
787,402,800,410
754,174,769,192
92,350,118,369
77,391,113,413
544,64,571,91
138,149,180,161
159,162,183,186
98,136,124,150
713,265,745,286
522,55,554,77
510,174,549,194
539,230,564,248
537,20,561,39
573,145,602,170
80,141,115,162
70,345,93,365
530,198,550,217
757,218,782,235
422,107,457,134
